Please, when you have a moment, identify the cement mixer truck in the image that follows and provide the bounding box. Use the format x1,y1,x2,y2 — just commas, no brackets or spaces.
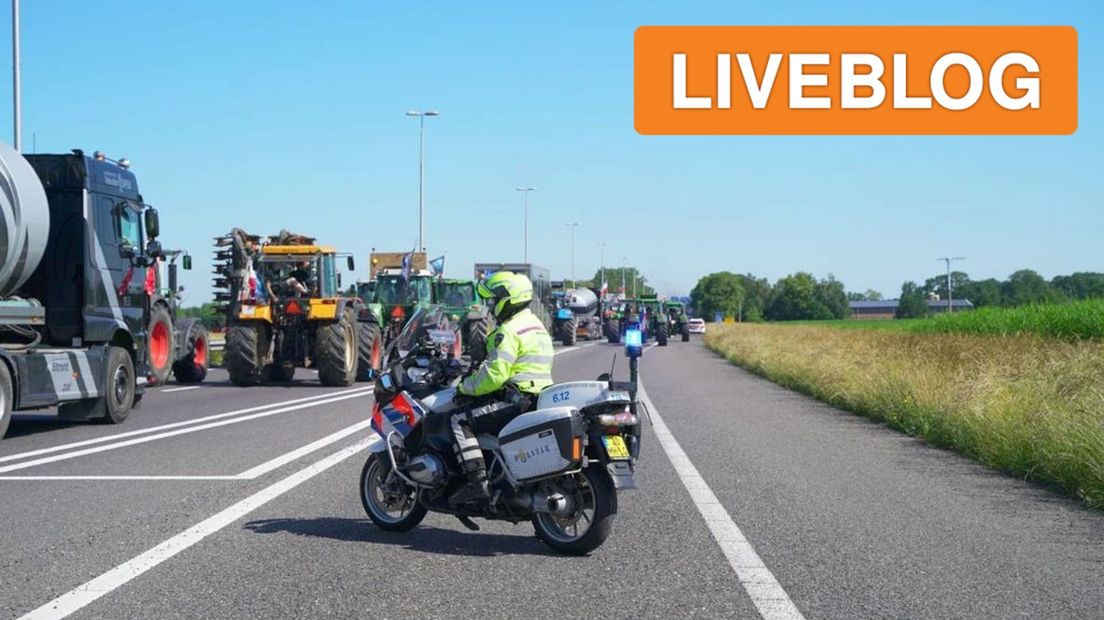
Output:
551,287,603,345
0,143,202,438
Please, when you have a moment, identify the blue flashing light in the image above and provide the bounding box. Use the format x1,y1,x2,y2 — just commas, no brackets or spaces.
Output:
625,328,643,358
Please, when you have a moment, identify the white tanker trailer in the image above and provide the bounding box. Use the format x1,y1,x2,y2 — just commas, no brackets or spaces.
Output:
0,143,206,439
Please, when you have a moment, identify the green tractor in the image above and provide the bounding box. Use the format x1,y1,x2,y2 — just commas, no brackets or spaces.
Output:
639,295,669,346
664,300,691,342
356,270,435,372
434,278,495,361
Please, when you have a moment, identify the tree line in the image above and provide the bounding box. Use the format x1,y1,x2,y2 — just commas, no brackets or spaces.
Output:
691,272,849,322
692,269,1104,322
894,270,1104,318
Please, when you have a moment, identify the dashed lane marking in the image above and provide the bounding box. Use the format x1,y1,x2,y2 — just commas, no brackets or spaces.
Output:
0,388,373,466
17,440,370,620
0,389,373,474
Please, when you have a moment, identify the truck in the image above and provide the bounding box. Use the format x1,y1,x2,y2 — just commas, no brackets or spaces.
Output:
552,287,603,345
0,144,197,437
473,262,553,330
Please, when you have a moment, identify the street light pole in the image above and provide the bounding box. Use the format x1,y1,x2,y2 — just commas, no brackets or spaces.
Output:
621,256,627,298
406,110,439,253
598,242,607,293
565,221,579,287
12,0,21,152
937,256,966,314
516,187,536,263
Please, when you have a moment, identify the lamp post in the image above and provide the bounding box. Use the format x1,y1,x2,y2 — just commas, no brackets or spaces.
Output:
406,110,439,253
565,221,579,287
516,186,537,262
12,0,21,152
598,242,607,293
621,256,627,298
936,257,966,314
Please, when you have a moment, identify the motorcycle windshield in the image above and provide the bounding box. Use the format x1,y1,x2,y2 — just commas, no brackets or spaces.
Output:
388,306,449,359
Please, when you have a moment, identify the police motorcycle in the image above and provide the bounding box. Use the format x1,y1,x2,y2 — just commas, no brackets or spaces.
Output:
359,306,643,555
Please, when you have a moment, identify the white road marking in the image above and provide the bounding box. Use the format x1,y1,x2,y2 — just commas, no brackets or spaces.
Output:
0,420,377,482
236,420,376,479
639,382,805,620
0,388,373,465
0,475,241,481
161,386,202,393
0,390,373,474
17,440,370,620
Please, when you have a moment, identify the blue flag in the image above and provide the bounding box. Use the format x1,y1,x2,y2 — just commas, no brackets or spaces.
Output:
401,249,414,283
429,255,445,275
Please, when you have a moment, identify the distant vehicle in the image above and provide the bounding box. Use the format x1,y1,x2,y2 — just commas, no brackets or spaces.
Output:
688,318,706,334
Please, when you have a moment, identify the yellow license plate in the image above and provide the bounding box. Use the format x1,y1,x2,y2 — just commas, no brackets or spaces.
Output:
602,435,630,459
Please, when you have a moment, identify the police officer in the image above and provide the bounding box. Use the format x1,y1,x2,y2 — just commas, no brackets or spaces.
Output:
448,271,554,504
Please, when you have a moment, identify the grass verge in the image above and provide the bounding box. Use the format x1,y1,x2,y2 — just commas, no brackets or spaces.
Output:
704,323,1104,508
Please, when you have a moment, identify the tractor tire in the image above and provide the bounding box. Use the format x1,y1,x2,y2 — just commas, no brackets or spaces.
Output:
226,322,269,386
172,321,209,384
681,325,690,342
468,315,494,363
147,306,173,386
561,318,578,346
606,319,621,344
316,307,357,387
657,322,669,346
357,321,383,382
265,364,296,383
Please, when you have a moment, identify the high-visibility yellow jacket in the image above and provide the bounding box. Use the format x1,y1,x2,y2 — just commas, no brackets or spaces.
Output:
459,308,554,396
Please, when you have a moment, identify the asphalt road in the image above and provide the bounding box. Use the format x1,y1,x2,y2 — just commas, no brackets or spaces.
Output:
1,339,1102,619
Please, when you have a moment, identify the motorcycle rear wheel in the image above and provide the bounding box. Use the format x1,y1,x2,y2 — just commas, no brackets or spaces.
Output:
533,465,617,555
360,453,428,531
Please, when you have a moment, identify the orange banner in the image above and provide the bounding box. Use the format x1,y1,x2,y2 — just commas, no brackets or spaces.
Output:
634,26,1077,135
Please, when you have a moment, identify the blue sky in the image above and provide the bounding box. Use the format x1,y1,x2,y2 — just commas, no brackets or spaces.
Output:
2,0,1100,301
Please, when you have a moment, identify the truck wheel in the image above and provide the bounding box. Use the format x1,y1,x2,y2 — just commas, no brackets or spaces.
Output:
357,322,383,381
101,346,135,424
657,322,668,346
468,315,493,363
0,362,12,439
561,318,578,346
606,320,621,344
226,322,269,386
172,322,209,384
265,364,296,382
147,306,173,385
316,307,357,387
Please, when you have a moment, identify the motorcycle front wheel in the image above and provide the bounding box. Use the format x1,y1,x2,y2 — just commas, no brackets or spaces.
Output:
360,453,428,531
533,465,617,555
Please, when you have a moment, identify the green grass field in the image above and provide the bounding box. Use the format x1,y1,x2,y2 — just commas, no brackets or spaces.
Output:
781,299,1104,340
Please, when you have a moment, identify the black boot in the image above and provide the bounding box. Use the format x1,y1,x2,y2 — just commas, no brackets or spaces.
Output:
449,468,490,505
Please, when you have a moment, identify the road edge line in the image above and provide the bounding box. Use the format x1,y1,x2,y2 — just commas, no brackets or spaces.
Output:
638,381,805,620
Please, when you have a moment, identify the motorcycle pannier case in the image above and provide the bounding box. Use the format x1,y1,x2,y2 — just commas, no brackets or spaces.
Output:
498,406,582,480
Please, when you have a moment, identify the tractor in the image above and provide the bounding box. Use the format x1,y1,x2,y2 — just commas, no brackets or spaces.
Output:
359,252,437,367
434,278,494,361
664,299,691,342
214,229,362,386
147,249,210,385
